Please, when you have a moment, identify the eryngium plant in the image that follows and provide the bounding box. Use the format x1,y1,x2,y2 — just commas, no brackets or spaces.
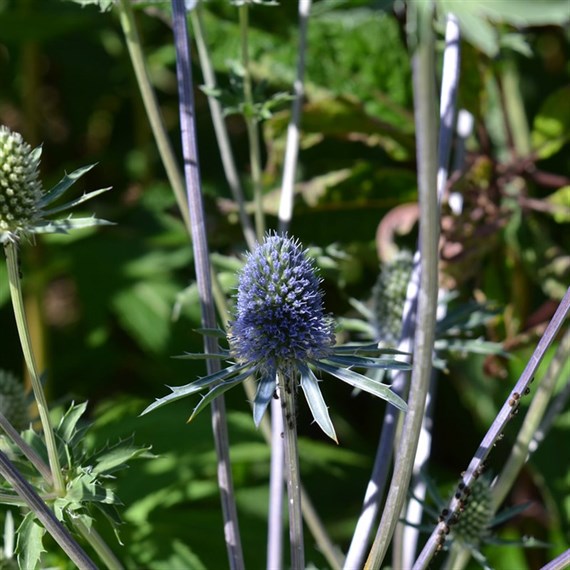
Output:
144,233,410,442
0,126,111,244
0,371,29,432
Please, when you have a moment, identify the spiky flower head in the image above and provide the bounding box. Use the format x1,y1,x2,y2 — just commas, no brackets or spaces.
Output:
452,479,493,546
0,370,29,432
0,127,43,242
0,125,111,245
372,249,413,346
143,234,409,441
229,233,335,375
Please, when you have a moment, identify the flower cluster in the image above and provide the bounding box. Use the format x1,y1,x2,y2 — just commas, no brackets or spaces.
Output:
0,127,43,242
229,234,335,376
144,234,409,441
0,125,111,244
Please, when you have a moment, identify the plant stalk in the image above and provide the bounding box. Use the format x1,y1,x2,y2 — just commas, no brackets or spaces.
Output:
170,1,244,568
413,287,570,570
190,6,256,251
4,243,64,494
239,4,265,241
73,518,124,570
116,0,190,232
365,2,439,567
277,375,304,570
0,450,96,569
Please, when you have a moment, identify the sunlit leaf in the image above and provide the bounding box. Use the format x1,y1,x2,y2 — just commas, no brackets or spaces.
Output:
312,360,407,411
299,363,337,443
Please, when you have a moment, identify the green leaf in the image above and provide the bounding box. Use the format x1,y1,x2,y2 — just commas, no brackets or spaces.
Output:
187,370,255,422
141,363,251,416
312,360,408,412
16,512,45,570
546,186,570,222
38,164,97,207
33,216,114,235
325,354,411,370
57,401,88,444
113,280,180,353
174,352,230,360
438,0,570,57
42,186,111,216
531,86,570,159
299,363,337,443
61,0,114,11
92,441,154,476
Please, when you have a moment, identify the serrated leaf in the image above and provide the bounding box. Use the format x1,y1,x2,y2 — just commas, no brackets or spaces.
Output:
325,354,411,370
57,401,88,444
187,369,255,422
33,217,114,234
253,373,277,427
16,512,45,570
92,442,153,476
174,351,230,360
312,360,408,411
141,363,251,416
38,164,97,207
42,186,111,216
299,363,337,442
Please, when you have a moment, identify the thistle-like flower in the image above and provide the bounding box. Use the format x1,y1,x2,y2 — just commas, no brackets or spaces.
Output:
144,233,409,441
0,126,111,244
0,371,29,432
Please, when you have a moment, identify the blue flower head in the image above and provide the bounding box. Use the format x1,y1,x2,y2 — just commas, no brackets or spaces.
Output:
229,234,335,375
143,233,409,441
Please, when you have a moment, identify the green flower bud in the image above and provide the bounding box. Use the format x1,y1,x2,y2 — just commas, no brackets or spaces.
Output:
372,249,413,346
453,479,493,546
0,126,43,243
0,370,29,431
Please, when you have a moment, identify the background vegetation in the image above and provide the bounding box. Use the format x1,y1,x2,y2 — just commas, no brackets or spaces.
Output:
0,0,568,568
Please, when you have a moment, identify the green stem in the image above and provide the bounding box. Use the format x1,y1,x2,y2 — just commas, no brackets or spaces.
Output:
365,2,439,567
4,243,64,494
116,0,190,232
73,518,124,570
191,6,257,251
239,4,265,241
0,411,52,484
277,373,304,570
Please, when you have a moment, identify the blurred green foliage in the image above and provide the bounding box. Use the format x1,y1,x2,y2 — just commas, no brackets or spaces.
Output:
0,0,568,567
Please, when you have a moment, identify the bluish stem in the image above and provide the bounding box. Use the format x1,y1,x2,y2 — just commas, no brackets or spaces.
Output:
170,2,244,568
0,450,96,569
267,396,284,570
277,375,304,570
413,287,570,569
365,2,440,567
